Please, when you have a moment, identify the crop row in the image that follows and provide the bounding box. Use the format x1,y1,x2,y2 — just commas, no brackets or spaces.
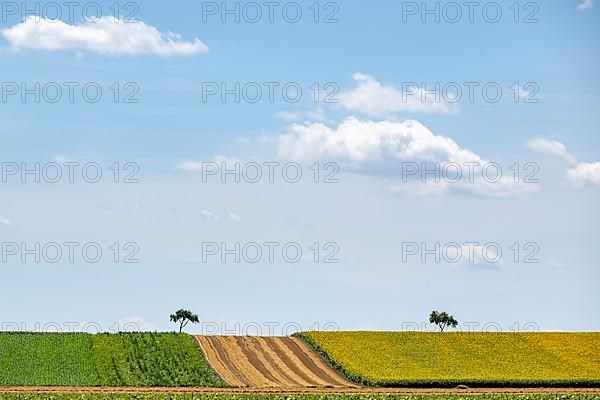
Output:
0,394,598,400
0,333,226,387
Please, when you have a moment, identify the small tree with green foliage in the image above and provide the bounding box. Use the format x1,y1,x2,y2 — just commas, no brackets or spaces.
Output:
429,310,458,332
170,309,199,333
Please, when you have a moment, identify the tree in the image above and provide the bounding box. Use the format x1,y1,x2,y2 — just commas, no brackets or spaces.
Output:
429,310,458,332
170,309,199,333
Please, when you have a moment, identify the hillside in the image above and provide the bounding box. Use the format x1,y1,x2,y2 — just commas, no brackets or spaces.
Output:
196,335,354,388
0,332,226,387
296,332,600,387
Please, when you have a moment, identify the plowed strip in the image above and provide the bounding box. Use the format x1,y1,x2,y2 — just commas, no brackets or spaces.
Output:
248,337,305,386
293,338,354,386
215,336,275,387
256,337,320,387
195,336,250,387
282,337,353,387
195,336,354,388
234,337,282,386
269,338,334,386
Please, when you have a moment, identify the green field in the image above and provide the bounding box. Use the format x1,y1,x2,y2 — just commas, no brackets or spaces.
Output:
0,394,597,400
0,333,226,387
296,332,600,387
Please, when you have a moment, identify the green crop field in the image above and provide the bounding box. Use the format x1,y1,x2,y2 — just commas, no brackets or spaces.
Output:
0,333,97,386
296,332,600,387
0,333,226,387
0,394,597,400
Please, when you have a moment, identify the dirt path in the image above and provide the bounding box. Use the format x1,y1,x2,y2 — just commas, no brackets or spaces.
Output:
195,336,355,388
0,387,599,395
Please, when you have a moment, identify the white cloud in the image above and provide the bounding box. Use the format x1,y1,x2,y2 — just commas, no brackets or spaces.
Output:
338,73,457,117
227,212,242,223
279,117,482,165
278,117,535,197
578,0,593,10
199,210,220,221
117,316,158,332
527,137,577,164
1,17,208,56
0,214,12,226
527,138,600,187
567,162,600,187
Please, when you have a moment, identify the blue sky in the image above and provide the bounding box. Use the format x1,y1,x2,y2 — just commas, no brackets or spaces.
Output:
0,0,599,334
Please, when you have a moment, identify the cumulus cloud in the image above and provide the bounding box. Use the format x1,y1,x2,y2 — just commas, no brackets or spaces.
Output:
578,0,593,10
338,73,457,117
278,117,535,197
0,214,12,226
567,162,600,187
279,117,480,165
527,138,577,164
527,137,600,187
1,17,208,56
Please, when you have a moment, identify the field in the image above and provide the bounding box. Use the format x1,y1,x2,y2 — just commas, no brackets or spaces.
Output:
296,332,600,387
196,336,353,387
1,332,599,390
0,333,226,387
0,393,598,400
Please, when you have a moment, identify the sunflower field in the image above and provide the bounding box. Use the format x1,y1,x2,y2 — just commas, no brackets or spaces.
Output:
296,331,600,387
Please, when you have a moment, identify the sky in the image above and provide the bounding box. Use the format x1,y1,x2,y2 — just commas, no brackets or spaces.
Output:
0,0,599,334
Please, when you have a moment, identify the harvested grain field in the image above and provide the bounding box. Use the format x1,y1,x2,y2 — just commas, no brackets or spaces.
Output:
195,336,355,388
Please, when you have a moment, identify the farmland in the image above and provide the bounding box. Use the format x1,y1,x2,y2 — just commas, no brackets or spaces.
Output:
1,331,599,390
0,393,598,400
0,333,226,387
296,332,600,387
196,336,354,387
0,333,97,386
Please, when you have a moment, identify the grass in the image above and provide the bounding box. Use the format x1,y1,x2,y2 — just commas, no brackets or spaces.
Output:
296,331,600,387
0,332,227,387
0,395,597,400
